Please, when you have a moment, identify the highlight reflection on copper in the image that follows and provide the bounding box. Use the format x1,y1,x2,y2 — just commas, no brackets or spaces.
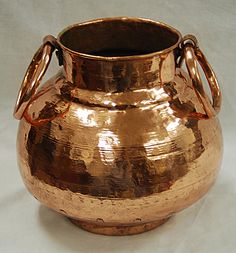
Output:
75,108,98,127
98,130,120,163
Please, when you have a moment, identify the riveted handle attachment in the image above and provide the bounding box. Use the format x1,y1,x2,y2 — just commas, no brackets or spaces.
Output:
178,35,222,118
13,35,59,120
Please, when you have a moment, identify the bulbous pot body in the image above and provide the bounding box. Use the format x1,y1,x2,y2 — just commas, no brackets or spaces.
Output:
15,17,223,235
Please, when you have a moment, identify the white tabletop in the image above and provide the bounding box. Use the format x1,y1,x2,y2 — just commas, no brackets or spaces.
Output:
1,0,235,252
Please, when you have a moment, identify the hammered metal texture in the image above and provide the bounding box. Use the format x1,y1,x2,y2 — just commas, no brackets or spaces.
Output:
15,17,223,235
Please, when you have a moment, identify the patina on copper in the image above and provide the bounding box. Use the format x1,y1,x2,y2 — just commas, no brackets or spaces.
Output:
14,17,222,235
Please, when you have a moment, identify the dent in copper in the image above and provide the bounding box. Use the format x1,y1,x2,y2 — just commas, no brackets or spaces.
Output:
15,17,223,235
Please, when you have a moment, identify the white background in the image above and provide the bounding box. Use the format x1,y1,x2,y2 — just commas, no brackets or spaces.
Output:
0,0,236,252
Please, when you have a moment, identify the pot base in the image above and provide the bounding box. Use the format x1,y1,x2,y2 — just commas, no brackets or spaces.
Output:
69,217,169,236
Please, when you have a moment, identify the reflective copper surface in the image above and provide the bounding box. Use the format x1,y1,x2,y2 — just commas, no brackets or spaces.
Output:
14,17,223,235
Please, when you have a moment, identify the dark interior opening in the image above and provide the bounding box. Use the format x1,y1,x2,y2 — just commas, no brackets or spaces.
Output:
59,19,180,57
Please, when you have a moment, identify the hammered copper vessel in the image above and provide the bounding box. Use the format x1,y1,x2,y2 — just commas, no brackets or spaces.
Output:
14,17,223,235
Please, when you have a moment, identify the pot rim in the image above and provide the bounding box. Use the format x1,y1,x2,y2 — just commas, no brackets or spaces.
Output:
57,16,182,61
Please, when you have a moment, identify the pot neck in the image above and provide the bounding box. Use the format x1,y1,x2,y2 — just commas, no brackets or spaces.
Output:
55,17,182,92
60,49,179,92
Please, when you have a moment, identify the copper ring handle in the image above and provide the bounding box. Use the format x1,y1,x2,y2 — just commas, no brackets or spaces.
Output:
13,36,58,120
179,35,222,118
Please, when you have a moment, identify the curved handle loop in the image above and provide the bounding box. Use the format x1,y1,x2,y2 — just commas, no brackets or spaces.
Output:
178,35,222,118
13,35,58,120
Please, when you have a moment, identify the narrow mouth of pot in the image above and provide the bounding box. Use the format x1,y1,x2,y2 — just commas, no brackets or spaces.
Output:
58,17,181,60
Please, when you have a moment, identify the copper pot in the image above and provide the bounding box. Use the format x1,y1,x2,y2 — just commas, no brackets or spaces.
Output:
14,17,223,235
